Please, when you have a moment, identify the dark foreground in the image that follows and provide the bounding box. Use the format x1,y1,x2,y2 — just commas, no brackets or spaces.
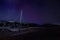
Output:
0,21,60,40
0,29,60,40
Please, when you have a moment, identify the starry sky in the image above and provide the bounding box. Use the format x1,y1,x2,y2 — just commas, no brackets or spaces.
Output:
0,0,60,25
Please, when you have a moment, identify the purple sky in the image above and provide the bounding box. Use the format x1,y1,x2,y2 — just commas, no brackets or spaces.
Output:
0,0,60,24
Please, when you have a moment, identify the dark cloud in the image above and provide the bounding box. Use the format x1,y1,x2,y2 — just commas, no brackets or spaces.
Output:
22,0,45,7
0,0,5,5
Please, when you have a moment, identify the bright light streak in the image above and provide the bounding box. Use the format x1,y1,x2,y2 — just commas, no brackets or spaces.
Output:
20,9,23,23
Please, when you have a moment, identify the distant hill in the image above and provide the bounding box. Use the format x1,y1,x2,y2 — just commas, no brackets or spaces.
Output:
41,23,60,27
0,20,60,28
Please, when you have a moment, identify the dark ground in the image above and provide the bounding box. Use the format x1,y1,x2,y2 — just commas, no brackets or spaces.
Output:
0,22,60,40
0,29,60,40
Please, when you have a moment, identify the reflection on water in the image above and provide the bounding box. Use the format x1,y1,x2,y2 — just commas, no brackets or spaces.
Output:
0,26,28,32
8,28,19,32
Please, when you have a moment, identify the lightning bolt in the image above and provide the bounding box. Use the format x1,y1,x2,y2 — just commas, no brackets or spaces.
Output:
20,9,23,23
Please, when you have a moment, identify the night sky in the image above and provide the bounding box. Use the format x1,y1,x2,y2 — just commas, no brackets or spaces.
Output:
0,0,60,25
